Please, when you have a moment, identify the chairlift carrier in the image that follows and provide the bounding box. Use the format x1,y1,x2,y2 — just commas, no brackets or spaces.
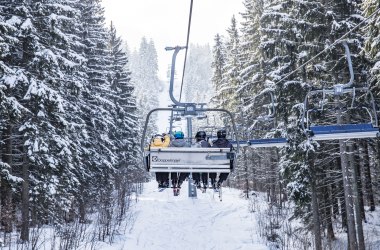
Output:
141,46,239,174
302,42,379,141
232,90,288,148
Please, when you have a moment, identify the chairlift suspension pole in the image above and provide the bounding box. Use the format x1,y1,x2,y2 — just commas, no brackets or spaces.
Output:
342,41,354,88
187,117,193,144
165,46,186,106
169,108,175,135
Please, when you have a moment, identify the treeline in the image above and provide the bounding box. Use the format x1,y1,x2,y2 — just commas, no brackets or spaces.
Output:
211,0,380,249
0,0,145,246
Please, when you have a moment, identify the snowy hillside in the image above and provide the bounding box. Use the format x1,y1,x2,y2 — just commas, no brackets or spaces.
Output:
100,181,268,250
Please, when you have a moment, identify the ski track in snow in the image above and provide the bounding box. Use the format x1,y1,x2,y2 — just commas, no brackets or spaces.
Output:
120,181,269,250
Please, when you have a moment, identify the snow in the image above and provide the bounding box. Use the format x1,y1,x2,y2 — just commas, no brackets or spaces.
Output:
6,16,22,26
100,181,268,250
20,18,33,31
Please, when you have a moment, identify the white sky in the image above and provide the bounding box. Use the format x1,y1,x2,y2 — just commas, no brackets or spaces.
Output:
101,0,244,134
101,0,243,79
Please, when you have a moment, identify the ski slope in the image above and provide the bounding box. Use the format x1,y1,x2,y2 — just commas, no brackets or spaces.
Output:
106,181,269,250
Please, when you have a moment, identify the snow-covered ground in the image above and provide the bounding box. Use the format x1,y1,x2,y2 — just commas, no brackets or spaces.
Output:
5,180,380,249
101,181,269,250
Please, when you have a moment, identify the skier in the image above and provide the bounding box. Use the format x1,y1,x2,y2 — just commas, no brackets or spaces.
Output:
211,129,233,189
150,133,170,148
169,131,190,195
150,133,170,188
192,131,211,190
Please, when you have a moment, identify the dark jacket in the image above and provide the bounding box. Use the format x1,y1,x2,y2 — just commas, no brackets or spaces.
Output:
212,138,232,149
194,139,211,148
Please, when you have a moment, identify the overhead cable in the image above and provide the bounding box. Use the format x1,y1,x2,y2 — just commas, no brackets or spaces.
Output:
274,7,380,87
179,0,194,102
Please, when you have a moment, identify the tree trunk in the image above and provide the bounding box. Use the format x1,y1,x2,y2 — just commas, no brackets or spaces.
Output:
1,125,13,234
348,143,365,250
269,149,276,204
330,161,339,218
309,157,322,250
244,147,249,198
20,148,30,242
340,141,357,250
335,157,347,229
79,185,86,223
362,141,375,211
355,143,365,221
324,168,335,242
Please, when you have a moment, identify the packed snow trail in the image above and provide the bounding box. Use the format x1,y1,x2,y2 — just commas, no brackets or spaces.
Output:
110,181,269,250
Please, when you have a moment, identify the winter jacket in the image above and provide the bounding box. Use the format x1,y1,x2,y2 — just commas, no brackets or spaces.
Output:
169,139,190,147
162,134,170,147
193,140,211,148
212,138,232,149
150,134,170,148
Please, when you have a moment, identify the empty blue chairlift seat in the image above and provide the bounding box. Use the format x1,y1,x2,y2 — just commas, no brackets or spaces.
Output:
310,123,379,141
230,138,287,148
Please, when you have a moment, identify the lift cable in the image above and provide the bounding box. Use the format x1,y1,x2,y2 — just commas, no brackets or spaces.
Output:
179,0,194,102
273,7,380,87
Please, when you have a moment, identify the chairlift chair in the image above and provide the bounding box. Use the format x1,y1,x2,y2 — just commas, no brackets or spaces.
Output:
142,108,239,174
142,46,240,175
302,42,379,141
231,90,288,148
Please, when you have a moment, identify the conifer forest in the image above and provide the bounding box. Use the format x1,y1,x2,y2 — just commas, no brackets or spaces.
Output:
1,0,380,249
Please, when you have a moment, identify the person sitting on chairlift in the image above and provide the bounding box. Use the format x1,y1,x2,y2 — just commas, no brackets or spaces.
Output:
192,131,211,189
169,131,190,189
150,133,170,188
211,129,233,189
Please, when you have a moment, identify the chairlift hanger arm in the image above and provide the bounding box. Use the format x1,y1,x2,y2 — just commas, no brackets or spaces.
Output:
165,46,187,107
342,41,354,88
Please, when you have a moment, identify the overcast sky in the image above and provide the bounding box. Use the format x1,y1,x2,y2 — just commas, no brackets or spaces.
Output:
101,0,243,79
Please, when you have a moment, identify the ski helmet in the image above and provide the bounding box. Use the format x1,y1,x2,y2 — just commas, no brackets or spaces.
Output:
195,131,207,140
174,131,184,139
217,129,227,139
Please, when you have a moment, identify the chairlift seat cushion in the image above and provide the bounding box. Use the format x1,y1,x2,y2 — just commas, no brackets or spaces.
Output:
310,123,377,134
310,123,379,140
248,138,287,144
230,138,287,148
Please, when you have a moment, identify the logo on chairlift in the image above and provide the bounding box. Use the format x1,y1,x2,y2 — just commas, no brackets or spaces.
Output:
152,156,180,163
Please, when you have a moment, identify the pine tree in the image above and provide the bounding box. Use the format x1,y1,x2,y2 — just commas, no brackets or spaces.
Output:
221,16,241,116
78,0,118,225
236,0,265,131
130,37,162,138
211,33,226,106
363,0,380,89
107,21,142,198
183,44,213,104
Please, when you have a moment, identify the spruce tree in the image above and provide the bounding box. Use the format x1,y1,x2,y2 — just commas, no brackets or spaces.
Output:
211,33,226,107
107,22,142,186
221,16,241,116
183,44,213,104
130,37,162,138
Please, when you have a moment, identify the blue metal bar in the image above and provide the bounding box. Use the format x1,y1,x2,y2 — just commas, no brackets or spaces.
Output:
310,124,378,134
